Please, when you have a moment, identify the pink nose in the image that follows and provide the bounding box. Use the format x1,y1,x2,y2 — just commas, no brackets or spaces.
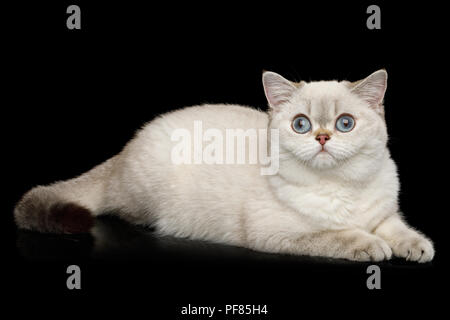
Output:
316,134,330,145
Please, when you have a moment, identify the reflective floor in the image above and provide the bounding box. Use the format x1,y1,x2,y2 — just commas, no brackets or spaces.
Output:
12,215,439,314
16,215,433,269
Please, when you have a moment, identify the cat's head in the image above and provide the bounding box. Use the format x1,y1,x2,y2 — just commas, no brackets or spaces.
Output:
263,70,388,171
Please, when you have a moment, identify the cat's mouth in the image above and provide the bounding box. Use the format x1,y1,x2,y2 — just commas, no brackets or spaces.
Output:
317,146,329,154
314,146,334,159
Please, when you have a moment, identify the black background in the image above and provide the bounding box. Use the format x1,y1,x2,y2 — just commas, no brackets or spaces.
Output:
3,1,448,318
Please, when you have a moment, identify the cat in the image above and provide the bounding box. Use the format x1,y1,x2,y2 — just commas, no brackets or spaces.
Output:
14,69,435,262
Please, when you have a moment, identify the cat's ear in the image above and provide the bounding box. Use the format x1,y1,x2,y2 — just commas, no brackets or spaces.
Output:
262,71,298,110
350,69,387,113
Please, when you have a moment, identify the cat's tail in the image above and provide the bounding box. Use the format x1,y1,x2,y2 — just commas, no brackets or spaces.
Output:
14,156,117,234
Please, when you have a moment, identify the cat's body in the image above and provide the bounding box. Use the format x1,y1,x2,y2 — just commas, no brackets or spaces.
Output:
15,70,435,262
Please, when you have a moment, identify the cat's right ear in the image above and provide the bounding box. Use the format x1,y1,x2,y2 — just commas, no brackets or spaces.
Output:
262,71,297,110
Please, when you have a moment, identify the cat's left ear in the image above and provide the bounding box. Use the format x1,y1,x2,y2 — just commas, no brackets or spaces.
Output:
350,69,387,114
262,71,298,110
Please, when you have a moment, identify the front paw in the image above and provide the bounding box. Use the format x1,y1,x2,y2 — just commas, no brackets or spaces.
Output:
392,235,434,263
347,235,392,262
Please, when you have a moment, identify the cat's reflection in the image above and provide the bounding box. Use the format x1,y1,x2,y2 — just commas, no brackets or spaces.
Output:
16,215,256,261
16,228,94,261
16,215,149,261
16,215,339,264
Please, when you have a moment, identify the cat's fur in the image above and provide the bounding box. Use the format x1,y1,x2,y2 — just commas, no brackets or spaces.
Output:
14,70,435,262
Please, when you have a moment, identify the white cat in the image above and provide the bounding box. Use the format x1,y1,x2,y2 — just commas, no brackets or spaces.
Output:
14,70,434,262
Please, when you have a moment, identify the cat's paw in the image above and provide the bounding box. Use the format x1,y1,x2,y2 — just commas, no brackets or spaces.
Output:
391,235,434,263
348,235,392,262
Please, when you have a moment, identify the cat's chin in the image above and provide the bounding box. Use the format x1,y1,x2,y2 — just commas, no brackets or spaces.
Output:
309,151,339,169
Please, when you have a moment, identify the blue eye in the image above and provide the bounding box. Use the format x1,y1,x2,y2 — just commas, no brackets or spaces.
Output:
336,115,355,132
292,115,311,134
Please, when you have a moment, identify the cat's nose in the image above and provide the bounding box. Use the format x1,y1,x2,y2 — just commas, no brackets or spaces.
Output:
315,134,330,145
